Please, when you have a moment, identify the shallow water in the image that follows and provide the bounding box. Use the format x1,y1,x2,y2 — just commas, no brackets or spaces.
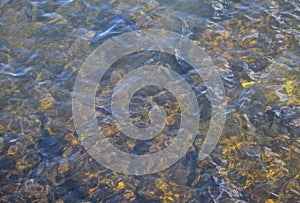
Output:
0,0,299,202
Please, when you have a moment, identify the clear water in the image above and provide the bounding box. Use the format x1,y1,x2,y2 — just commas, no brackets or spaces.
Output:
0,0,299,202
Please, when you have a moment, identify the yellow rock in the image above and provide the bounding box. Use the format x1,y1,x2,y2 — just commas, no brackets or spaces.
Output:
17,165,27,171
285,80,295,95
89,187,97,193
71,139,79,145
123,189,135,200
8,145,18,155
215,35,224,41
41,94,54,110
211,41,218,47
173,194,180,199
228,162,234,169
0,138,4,153
166,196,174,202
265,199,275,203
86,31,96,39
117,182,125,190
240,79,255,89
105,179,114,187
156,181,168,193
16,161,29,171
58,162,69,173
285,80,300,104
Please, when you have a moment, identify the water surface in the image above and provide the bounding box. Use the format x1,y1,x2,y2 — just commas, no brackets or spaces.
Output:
0,0,299,202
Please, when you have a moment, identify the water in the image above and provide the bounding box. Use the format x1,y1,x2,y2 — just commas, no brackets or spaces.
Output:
0,0,299,202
